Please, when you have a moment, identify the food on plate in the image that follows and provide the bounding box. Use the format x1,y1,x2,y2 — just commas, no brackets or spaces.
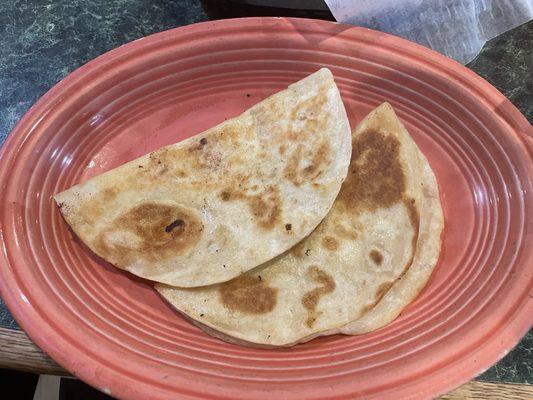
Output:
156,103,443,347
54,68,352,287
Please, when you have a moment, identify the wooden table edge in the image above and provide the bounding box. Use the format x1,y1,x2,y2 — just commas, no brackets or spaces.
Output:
1,326,531,398
0,326,67,375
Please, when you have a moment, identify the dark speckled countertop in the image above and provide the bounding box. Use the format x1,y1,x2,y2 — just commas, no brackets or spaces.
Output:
0,0,531,385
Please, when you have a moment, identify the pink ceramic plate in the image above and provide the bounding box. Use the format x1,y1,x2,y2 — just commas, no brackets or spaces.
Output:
0,17,531,400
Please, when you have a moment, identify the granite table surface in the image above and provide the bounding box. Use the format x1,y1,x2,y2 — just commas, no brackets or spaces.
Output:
0,0,531,386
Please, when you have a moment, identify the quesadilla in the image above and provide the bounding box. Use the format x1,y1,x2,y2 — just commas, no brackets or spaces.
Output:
55,68,352,287
156,103,444,346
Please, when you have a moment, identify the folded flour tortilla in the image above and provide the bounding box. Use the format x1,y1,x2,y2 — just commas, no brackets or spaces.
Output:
156,103,444,346
55,69,352,287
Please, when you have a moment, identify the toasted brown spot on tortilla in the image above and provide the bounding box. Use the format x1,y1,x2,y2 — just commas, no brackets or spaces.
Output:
370,250,383,265
290,89,327,130
188,142,205,152
248,190,282,230
284,142,331,187
334,223,358,240
290,240,307,258
102,187,118,201
303,142,330,178
361,303,375,315
285,223,292,231
403,197,420,246
148,147,170,165
77,186,125,223
220,186,282,230
178,136,223,170
220,191,231,201
286,130,299,141
306,315,317,327
302,266,336,328
279,144,286,155
284,145,303,185
375,281,393,302
321,235,339,251
219,275,278,314
339,130,405,212
79,199,105,222
144,147,199,178
94,202,203,266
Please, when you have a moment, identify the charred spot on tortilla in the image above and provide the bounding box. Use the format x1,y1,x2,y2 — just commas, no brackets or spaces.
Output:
165,219,184,233
370,250,383,265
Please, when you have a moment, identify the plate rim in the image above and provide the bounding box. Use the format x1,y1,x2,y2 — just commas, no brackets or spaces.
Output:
0,16,531,400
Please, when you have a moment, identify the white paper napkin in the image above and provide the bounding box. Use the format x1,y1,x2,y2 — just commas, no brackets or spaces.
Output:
324,0,532,64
